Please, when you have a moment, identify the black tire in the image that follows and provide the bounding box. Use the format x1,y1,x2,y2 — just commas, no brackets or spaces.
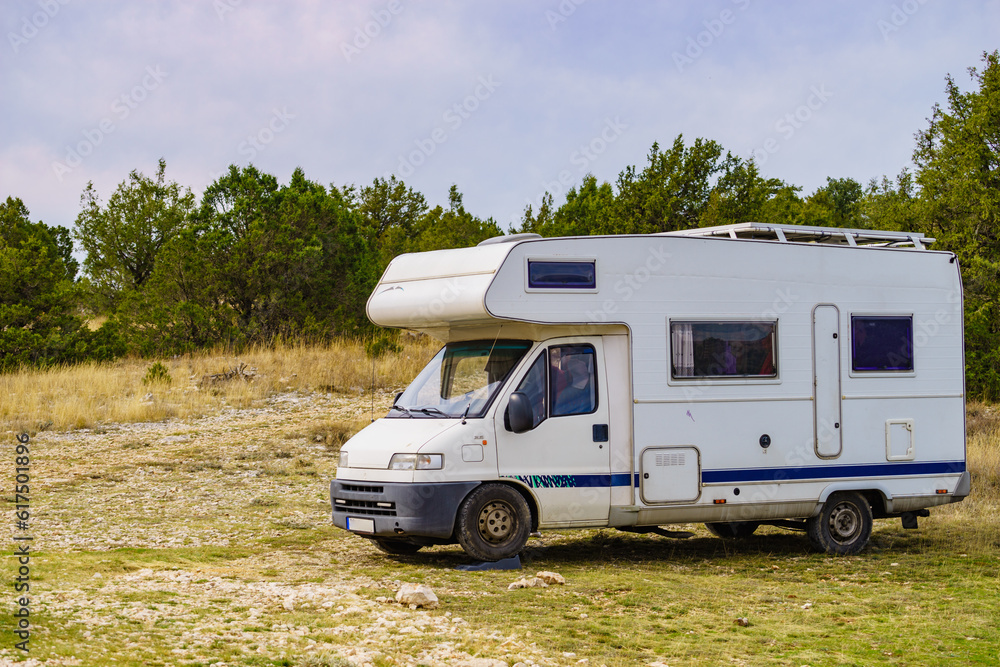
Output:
807,491,873,555
455,484,531,562
372,538,423,555
704,521,760,539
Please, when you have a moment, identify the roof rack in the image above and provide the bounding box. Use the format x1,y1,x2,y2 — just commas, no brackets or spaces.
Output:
662,222,934,250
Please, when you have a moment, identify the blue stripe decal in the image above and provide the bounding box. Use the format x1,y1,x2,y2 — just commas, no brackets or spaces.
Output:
506,473,633,489
507,461,965,489
701,460,966,485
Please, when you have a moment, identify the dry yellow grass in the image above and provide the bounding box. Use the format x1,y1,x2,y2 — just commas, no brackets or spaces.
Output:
939,401,1000,549
3,341,998,527
0,335,438,435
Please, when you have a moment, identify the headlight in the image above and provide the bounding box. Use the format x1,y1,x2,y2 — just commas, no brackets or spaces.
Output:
338,451,348,468
388,453,444,470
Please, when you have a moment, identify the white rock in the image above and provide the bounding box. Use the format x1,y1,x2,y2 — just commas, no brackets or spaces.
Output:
507,577,549,590
395,583,439,609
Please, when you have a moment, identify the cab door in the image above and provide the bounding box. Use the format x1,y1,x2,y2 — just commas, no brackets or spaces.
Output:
494,337,613,527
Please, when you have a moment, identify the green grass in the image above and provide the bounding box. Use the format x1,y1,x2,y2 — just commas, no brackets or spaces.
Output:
2,396,997,665
10,518,998,666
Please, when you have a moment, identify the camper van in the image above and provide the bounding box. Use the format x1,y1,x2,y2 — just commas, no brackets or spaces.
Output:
330,223,969,561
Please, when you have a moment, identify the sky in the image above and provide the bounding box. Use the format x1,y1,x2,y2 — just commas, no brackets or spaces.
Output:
3,0,999,239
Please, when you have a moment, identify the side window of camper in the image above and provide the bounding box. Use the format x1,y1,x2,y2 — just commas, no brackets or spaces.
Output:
670,321,777,379
527,260,597,290
851,316,914,372
549,345,597,416
513,353,548,428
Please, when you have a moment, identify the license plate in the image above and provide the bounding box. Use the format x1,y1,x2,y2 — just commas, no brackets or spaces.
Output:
347,517,375,533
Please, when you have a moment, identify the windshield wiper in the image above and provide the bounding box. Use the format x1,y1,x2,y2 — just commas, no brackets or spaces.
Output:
388,405,412,417
416,406,448,417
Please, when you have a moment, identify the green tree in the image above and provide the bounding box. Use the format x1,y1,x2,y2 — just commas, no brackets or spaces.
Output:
517,191,556,236
74,158,194,310
516,175,616,238
0,198,101,370
346,176,429,266
912,50,1000,398
607,136,737,234
860,170,916,232
797,177,865,228
407,185,502,252
699,159,792,226
117,165,380,354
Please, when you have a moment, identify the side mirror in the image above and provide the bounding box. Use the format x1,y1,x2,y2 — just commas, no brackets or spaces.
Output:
507,392,534,434
393,391,403,405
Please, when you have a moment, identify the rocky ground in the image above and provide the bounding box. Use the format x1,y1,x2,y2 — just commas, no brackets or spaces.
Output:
3,391,578,667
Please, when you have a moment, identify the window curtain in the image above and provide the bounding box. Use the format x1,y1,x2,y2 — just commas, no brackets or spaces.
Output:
671,324,695,377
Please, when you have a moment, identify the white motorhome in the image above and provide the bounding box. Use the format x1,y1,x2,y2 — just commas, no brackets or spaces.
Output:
330,223,969,561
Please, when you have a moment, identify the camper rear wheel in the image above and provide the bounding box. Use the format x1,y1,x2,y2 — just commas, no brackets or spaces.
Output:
704,521,760,539
455,484,531,562
807,491,873,555
372,538,423,555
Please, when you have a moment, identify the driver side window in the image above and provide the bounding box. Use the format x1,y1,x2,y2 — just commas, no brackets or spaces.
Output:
549,345,597,416
510,344,598,430
513,352,547,429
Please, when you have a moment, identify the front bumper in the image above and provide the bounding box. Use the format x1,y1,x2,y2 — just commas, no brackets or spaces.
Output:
330,479,480,540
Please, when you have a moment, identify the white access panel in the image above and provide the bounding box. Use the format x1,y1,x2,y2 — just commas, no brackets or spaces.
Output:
886,419,916,460
640,446,701,504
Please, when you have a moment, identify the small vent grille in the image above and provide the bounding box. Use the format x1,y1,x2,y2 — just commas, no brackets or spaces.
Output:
655,452,686,467
341,484,384,494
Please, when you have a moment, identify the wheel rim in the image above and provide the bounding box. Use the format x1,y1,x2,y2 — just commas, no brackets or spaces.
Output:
478,500,516,544
828,501,861,543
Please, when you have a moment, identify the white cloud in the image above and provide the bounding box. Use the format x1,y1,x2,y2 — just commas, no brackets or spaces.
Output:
2,0,998,236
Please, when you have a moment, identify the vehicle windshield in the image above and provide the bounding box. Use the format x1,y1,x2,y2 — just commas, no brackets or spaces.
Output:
389,340,533,419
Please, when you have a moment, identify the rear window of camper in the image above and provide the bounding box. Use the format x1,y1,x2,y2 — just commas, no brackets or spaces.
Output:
670,321,777,379
527,260,596,289
851,315,914,372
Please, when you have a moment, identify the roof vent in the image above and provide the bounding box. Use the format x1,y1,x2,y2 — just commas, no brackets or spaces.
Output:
477,233,543,246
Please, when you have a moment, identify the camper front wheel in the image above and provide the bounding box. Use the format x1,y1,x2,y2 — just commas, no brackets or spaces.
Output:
456,484,531,562
807,491,873,555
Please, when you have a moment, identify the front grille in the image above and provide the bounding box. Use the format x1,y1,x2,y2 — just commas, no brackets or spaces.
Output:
333,498,397,516
341,484,384,494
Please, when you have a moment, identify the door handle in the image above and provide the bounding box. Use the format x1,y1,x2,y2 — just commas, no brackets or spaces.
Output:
593,424,609,442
